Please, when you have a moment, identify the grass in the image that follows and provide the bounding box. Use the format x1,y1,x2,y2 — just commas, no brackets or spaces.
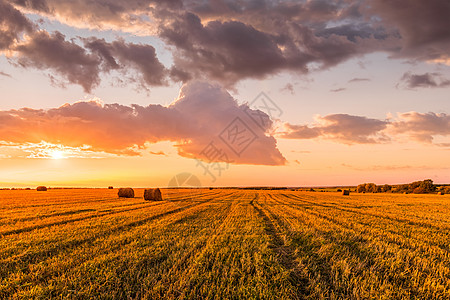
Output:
1,189,450,299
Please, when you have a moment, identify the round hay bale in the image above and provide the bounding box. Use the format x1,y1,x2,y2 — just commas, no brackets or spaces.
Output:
342,190,350,195
144,188,162,201
36,186,47,191
438,191,444,195
118,188,134,198
108,186,114,189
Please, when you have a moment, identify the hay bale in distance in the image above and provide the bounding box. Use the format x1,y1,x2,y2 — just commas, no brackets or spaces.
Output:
36,186,47,191
108,186,114,189
144,188,163,201
438,192,444,195
118,188,134,198
342,190,350,196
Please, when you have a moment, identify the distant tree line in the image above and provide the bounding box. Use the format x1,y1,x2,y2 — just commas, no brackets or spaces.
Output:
357,179,449,194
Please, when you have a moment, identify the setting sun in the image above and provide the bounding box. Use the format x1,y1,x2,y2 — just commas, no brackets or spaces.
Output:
50,150,64,160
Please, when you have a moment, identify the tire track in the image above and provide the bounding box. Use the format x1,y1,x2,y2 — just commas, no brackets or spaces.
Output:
284,192,450,231
1,192,238,298
251,192,310,299
0,192,234,281
279,193,450,255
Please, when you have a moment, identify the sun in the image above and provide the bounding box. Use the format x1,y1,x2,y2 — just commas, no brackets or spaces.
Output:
50,150,64,160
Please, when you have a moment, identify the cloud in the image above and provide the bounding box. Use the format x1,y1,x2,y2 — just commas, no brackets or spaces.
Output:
11,31,169,92
157,6,387,85
280,83,295,94
0,81,286,165
159,14,299,85
369,0,450,62
3,0,450,90
330,87,346,92
341,163,449,172
15,31,102,92
0,141,116,159
84,37,168,87
280,114,389,144
280,111,450,146
0,0,35,50
0,71,11,77
398,72,450,89
0,2,169,92
389,112,450,143
348,77,370,83
9,0,181,33
149,151,167,156
280,124,322,140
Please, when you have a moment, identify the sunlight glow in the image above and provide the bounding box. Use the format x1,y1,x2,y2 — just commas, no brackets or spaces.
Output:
50,150,64,160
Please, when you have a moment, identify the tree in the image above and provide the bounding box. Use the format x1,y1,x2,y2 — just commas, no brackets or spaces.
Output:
357,184,366,193
419,179,435,193
365,183,378,193
381,184,392,192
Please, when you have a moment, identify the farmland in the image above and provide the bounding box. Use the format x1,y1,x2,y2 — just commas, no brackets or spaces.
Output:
1,189,450,299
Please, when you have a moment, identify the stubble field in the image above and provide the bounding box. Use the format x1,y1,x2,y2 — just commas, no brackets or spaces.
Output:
1,188,450,299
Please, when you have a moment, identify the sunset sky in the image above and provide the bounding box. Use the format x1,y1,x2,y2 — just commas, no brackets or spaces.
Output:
1,0,449,187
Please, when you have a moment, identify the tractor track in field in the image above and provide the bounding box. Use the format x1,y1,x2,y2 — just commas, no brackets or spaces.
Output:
276,195,450,273
152,194,241,298
2,192,240,299
279,193,450,255
0,192,233,285
250,192,310,299
268,194,450,294
284,192,450,231
261,193,364,298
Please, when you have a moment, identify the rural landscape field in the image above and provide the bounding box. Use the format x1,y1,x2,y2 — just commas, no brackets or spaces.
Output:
1,0,450,299
1,188,450,299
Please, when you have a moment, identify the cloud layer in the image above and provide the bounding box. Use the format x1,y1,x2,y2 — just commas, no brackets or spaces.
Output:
2,0,450,91
398,72,450,89
279,112,450,145
0,81,286,165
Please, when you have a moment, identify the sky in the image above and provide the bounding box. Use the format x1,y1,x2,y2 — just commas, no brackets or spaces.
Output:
0,0,449,188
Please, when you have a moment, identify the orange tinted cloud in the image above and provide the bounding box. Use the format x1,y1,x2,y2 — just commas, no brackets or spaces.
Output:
0,81,286,165
279,112,450,145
